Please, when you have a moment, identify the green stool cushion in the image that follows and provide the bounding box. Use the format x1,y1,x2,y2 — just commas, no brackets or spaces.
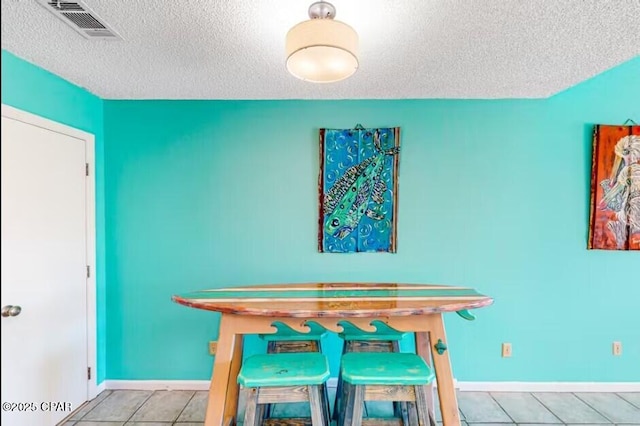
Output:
338,320,407,341
260,321,327,342
237,353,330,387
341,353,435,386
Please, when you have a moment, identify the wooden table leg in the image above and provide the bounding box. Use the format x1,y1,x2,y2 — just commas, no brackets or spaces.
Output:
415,331,437,426
225,329,243,426
205,314,244,426
425,314,461,426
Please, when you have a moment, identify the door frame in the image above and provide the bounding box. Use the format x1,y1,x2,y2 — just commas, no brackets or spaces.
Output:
1,103,98,400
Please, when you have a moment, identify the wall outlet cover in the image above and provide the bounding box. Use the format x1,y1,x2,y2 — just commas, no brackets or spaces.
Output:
613,341,622,356
502,343,512,358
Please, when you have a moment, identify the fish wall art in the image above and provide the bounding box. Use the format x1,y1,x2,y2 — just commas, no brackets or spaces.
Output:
318,126,401,253
588,124,640,250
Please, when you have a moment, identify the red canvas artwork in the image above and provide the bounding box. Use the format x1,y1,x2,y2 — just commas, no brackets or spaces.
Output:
588,125,640,250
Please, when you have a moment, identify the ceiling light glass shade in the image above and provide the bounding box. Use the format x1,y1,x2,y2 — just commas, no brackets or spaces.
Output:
286,18,359,83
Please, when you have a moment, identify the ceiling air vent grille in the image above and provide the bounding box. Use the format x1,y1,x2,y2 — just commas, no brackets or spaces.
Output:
38,0,122,40
61,12,105,29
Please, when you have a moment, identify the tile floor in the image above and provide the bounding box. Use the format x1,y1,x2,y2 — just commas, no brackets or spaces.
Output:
60,389,640,426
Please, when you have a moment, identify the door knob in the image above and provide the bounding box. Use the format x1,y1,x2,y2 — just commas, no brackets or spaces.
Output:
1,305,21,317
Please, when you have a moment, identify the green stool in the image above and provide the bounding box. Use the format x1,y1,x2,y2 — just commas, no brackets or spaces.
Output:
334,321,408,421
339,352,435,426
238,353,331,426
260,321,329,420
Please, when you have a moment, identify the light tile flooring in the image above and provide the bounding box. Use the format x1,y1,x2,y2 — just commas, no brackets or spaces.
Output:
61,389,640,426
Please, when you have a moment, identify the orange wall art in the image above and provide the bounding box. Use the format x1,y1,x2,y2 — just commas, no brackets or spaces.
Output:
588,124,640,250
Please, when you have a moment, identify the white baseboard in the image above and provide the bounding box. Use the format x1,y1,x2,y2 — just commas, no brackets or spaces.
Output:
102,379,640,393
104,380,212,391
456,381,640,392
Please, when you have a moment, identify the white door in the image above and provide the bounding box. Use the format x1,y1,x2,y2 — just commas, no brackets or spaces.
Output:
1,115,88,426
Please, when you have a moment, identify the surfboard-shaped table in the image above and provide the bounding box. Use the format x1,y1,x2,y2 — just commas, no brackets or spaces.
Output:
173,282,493,426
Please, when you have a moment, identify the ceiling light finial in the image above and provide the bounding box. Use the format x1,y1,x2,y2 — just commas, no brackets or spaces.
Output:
285,1,359,83
308,1,336,19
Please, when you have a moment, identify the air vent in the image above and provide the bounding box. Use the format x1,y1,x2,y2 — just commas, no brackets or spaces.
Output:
38,0,122,40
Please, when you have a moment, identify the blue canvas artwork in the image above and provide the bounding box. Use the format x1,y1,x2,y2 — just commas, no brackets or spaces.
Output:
318,127,401,253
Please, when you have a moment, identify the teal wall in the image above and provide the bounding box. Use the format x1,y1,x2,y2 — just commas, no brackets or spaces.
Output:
104,57,639,382
3,47,638,383
1,50,107,383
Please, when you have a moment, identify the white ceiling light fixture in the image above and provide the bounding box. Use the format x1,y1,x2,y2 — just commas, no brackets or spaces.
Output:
285,1,359,83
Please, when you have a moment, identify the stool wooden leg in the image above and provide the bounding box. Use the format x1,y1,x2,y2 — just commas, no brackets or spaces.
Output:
308,385,327,426
243,388,260,426
333,340,348,421
407,402,420,426
338,381,350,426
333,375,343,421
320,383,331,424
344,384,365,426
395,399,410,425
415,385,431,426
256,403,266,426
262,404,271,423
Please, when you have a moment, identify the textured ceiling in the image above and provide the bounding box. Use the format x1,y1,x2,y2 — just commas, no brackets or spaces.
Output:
2,0,639,100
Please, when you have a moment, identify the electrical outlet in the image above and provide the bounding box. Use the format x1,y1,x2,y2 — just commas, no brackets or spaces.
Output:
209,341,218,356
502,343,512,358
613,341,622,356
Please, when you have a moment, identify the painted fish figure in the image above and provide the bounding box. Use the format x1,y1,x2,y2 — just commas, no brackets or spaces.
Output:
323,130,399,239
